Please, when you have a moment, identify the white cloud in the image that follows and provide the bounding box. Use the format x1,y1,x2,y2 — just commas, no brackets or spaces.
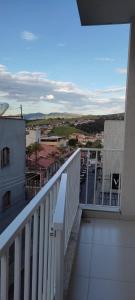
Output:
95,87,126,94
0,64,126,115
0,64,7,72
0,91,9,97
21,31,38,41
95,57,115,62
40,95,54,100
46,95,54,100
116,68,127,74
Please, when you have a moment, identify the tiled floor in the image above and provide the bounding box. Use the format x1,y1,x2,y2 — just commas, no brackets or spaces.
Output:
68,218,135,300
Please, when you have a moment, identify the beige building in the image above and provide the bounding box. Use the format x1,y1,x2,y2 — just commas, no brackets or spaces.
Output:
41,136,67,147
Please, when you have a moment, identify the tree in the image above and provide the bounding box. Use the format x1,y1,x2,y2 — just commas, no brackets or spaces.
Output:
68,138,78,147
26,143,43,168
92,139,102,148
85,141,93,148
26,142,43,156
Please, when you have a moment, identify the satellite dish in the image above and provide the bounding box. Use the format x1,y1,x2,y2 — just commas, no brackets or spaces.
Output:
0,103,9,116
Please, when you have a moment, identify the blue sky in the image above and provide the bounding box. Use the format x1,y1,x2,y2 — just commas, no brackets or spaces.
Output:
0,0,129,115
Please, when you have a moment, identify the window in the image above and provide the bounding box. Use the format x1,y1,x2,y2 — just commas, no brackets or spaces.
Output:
2,191,11,210
1,147,10,168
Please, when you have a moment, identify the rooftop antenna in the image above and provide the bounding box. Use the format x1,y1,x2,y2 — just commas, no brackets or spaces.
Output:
0,103,9,116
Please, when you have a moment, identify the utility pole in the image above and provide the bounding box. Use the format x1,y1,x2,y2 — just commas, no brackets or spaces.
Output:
20,104,23,119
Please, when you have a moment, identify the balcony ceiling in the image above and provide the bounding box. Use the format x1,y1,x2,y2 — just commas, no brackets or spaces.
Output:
77,0,135,25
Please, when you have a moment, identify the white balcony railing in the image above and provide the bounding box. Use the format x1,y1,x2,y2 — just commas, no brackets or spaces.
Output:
0,149,80,300
80,148,123,211
0,147,123,300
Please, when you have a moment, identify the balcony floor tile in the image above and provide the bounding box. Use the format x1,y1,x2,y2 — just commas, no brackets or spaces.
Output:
88,278,135,300
91,244,135,282
68,276,89,300
68,218,135,300
73,242,92,278
79,221,94,244
93,218,135,247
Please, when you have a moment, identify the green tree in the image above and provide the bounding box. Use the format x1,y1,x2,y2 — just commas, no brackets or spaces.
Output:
85,141,93,148
68,138,78,147
92,139,102,148
26,143,43,168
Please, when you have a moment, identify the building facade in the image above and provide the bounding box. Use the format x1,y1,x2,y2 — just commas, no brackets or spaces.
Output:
26,128,41,147
103,120,124,193
40,136,67,147
0,118,25,213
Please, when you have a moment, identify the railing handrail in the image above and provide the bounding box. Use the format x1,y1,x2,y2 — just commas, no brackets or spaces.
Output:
53,173,67,231
0,148,80,255
81,147,123,151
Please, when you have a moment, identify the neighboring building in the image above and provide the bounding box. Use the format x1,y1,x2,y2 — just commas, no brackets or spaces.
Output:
104,120,124,150
103,120,124,192
0,117,25,214
70,133,98,145
26,144,71,199
41,136,67,147
26,128,41,147
27,144,61,185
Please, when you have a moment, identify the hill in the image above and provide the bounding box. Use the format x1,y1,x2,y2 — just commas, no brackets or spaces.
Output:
49,126,86,137
24,112,81,120
76,113,124,134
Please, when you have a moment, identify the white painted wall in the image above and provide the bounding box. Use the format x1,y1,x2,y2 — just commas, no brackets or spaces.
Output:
0,118,25,211
122,20,135,218
103,120,124,192
26,128,41,147
104,120,125,150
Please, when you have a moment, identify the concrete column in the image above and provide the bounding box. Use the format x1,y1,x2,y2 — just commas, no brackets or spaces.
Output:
121,19,135,217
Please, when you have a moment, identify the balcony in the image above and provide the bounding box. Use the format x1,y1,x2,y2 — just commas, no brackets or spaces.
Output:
68,218,135,300
0,148,134,300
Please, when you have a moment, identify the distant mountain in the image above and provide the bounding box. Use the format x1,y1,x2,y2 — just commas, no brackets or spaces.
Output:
24,113,45,120
24,112,81,120
76,113,125,134
24,111,125,121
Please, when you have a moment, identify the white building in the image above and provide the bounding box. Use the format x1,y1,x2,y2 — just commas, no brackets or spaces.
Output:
26,128,41,147
0,118,25,212
104,120,124,150
103,120,124,193
41,135,67,147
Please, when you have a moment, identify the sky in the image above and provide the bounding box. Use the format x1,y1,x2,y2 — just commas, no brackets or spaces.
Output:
0,0,130,115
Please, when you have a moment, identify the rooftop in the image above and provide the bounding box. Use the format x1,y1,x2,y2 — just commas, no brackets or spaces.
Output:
0,116,24,121
27,144,61,168
41,136,65,141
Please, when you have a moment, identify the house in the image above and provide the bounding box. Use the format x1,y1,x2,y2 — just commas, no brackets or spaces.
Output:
27,144,61,185
41,135,67,147
26,127,41,147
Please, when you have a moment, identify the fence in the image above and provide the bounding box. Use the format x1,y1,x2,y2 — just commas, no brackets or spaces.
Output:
80,148,123,210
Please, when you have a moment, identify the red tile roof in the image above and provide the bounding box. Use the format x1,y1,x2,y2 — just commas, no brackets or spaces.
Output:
27,144,61,169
